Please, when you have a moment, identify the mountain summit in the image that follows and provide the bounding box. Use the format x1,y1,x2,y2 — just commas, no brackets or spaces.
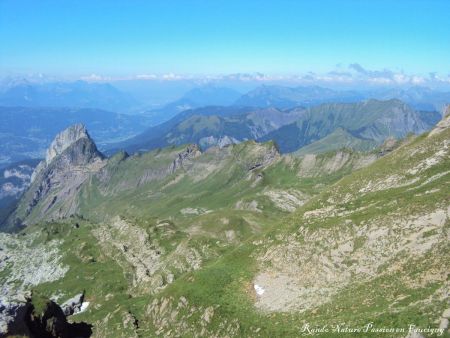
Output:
7,124,105,229
32,124,104,182
45,123,93,164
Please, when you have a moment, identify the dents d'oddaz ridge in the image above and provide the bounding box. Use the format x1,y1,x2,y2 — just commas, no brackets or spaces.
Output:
1,110,449,337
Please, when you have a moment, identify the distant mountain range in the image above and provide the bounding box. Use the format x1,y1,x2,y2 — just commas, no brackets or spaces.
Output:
371,86,450,111
112,99,440,155
235,85,364,109
142,85,242,126
234,84,450,112
0,106,152,166
259,99,441,153
3,79,449,115
0,80,140,112
0,82,447,165
108,106,305,154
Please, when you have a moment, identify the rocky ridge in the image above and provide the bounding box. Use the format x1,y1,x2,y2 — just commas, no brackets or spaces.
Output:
428,105,450,137
31,124,101,182
6,124,105,228
127,110,450,337
2,113,448,336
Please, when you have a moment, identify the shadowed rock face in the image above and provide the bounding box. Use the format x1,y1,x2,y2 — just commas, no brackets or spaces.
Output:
25,126,105,221
4,296,92,338
46,124,91,164
32,124,104,183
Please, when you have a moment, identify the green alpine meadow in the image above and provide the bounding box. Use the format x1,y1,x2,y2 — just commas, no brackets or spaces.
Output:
1,108,449,337
1,1,450,337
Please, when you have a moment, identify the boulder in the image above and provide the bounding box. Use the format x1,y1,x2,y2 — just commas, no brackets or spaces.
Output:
439,318,449,330
60,293,84,316
442,308,450,318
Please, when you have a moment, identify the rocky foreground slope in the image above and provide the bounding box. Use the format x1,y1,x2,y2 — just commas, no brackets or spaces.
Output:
0,110,449,337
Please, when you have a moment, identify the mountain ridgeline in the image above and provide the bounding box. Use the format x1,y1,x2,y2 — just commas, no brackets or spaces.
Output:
0,84,445,167
234,84,365,109
7,122,373,229
0,108,449,337
260,98,440,152
0,106,153,166
139,85,243,127
233,84,450,112
0,80,139,112
111,98,440,156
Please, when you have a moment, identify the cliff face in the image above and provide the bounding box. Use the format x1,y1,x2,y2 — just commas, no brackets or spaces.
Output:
47,124,92,163
31,124,103,182
6,124,105,229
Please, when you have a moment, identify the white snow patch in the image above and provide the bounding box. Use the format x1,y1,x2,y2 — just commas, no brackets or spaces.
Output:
74,301,90,314
254,284,265,296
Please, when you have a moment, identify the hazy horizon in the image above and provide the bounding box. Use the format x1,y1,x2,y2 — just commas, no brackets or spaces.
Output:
1,0,449,88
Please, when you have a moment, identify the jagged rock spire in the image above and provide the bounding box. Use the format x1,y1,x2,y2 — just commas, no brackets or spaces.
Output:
45,123,91,164
31,124,103,182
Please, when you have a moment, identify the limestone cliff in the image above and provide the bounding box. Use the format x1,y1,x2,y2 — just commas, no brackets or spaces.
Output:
6,124,105,228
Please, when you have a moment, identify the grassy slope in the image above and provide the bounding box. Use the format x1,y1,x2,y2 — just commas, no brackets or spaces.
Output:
6,123,448,336
133,127,450,337
294,127,377,155
260,99,430,153
6,141,380,337
76,141,323,228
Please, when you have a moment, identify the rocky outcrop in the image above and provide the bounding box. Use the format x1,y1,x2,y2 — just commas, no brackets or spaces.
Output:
7,124,105,227
428,105,450,137
46,124,89,162
244,142,280,172
0,293,30,336
378,136,398,156
32,124,103,182
61,293,84,316
1,293,92,338
0,229,70,335
198,135,239,149
169,144,201,174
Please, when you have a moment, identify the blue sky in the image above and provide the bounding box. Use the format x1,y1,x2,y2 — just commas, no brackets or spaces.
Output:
1,0,449,78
